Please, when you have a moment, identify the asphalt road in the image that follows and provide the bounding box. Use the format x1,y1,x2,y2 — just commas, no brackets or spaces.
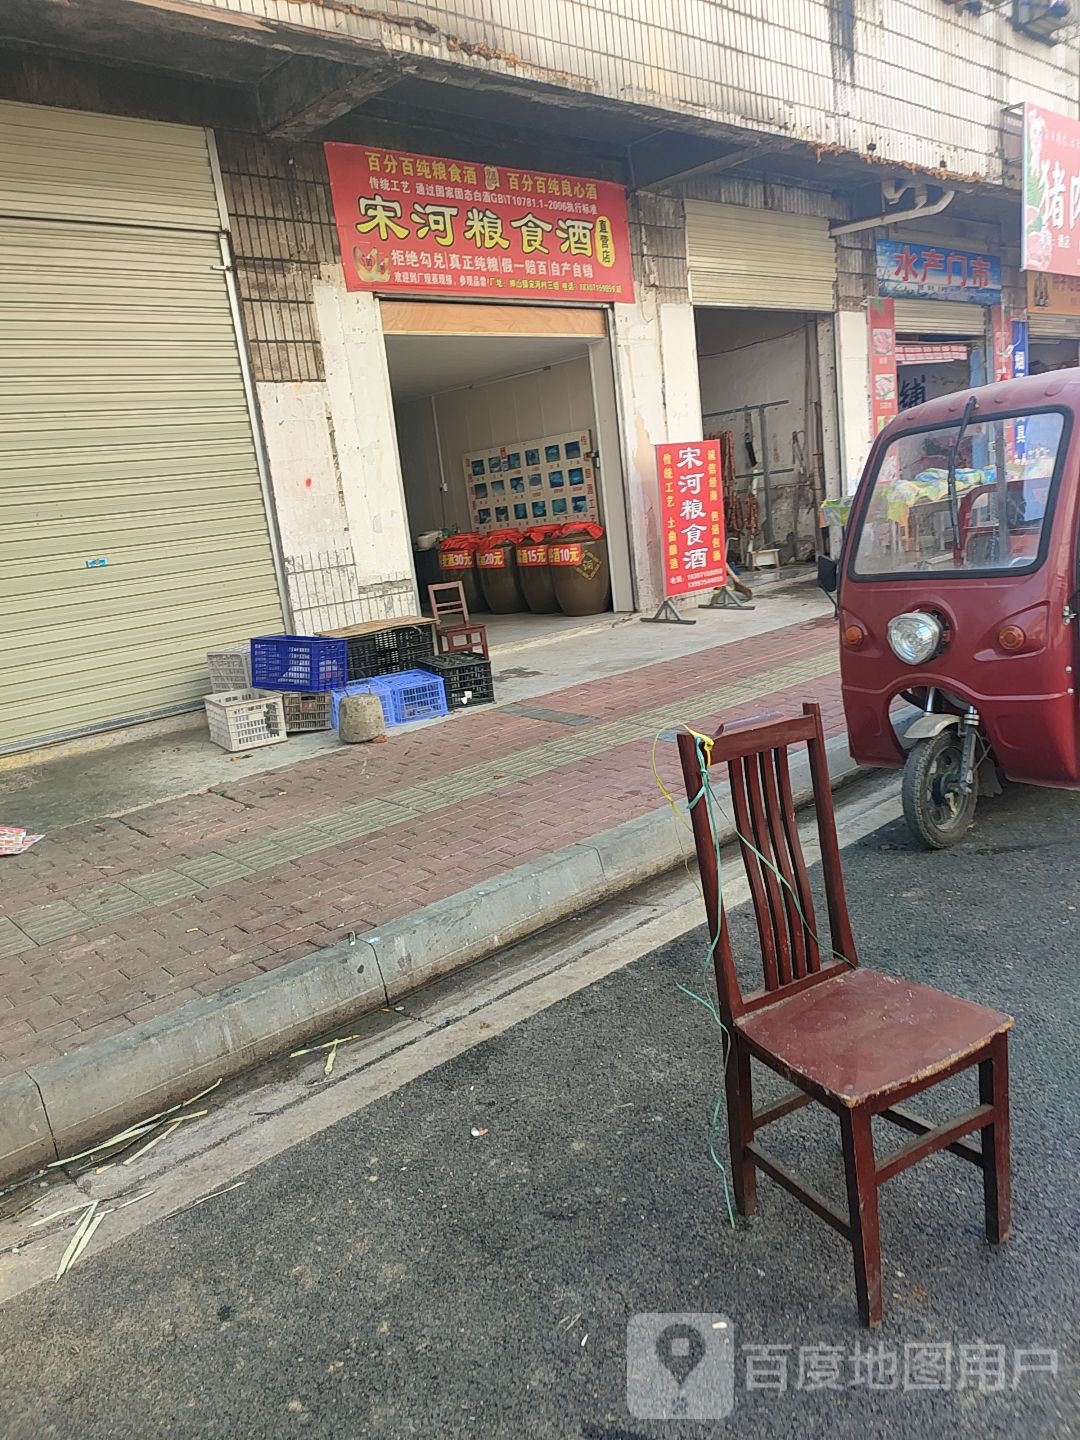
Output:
0,779,1077,1438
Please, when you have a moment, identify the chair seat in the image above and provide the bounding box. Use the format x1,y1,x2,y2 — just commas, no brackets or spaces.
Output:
736,968,1012,1106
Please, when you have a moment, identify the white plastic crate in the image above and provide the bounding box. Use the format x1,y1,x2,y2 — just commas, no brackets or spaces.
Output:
207,644,252,692
204,689,287,752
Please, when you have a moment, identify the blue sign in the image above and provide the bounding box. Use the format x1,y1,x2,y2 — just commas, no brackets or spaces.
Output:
876,239,1002,306
1012,319,1029,457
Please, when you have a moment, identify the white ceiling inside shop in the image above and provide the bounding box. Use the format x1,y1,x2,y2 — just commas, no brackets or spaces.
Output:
385,334,592,402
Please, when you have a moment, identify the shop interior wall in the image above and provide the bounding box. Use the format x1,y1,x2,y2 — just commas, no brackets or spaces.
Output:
395,355,595,539
695,308,820,561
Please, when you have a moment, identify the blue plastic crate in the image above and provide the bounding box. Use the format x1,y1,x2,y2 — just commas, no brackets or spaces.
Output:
366,668,449,726
330,671,448,729
251,634,347,691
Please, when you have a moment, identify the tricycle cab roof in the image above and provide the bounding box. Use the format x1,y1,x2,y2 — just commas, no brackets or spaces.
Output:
875,367,1080,443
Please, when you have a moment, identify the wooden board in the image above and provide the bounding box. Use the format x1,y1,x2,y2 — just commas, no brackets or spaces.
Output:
379,301,607,338
317,615,434,639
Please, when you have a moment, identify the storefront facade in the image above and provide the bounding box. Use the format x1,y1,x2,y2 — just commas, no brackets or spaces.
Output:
683,187,841,565
218,130,701,629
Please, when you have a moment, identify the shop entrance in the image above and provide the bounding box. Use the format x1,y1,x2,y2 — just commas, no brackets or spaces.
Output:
383,301,629,625
694,308,826,571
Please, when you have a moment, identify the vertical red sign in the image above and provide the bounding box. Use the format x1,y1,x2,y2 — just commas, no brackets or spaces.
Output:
656,439,727,598
868,297,898,436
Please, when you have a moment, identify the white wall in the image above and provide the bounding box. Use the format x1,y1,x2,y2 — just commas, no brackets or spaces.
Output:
208,0,1078,182
257,277,418,632
402,355,597,536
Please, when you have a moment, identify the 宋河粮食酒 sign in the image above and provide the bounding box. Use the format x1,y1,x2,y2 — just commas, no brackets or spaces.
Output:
876,239,1001,305
324,143,635,304
1023,103,1080,278
656,440,727,598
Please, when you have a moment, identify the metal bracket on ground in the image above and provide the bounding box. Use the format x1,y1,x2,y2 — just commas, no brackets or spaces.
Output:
699,584,754,611
640,599,696,625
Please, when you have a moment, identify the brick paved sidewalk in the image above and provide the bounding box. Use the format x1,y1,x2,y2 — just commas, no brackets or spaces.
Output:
0,616,843,1080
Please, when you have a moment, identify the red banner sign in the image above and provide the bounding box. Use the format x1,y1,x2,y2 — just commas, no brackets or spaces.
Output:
656,440,726,598
1023,104,1080,277
324,143,635,304
868,298,898,436
477,549,506,569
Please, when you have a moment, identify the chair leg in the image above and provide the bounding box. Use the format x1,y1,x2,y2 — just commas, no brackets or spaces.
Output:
840,1106,883,1328
979,1034,1012,1245
725,1035,757,1217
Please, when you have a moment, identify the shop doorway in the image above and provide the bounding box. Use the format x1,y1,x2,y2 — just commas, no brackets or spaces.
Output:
383,302,630,624
694,308,826,570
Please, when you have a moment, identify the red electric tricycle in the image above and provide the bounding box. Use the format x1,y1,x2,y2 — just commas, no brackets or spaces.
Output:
821,369,1080,848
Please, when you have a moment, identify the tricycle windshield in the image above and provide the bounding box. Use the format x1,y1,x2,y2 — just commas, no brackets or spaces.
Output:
850,409,1066,578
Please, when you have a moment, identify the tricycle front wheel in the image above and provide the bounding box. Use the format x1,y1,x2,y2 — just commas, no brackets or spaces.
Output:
901,732,977,849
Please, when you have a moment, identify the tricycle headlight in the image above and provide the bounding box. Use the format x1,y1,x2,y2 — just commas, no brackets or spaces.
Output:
887,611,942,665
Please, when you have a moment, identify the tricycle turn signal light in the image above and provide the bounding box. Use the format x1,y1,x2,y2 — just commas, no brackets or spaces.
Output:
998,624,1025,652
842,624,865,648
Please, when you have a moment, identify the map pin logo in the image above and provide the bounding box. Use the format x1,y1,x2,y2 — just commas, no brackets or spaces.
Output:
655,1322,706,1390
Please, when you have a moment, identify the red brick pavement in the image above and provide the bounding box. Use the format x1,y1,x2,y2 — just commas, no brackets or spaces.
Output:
0,617,843,1077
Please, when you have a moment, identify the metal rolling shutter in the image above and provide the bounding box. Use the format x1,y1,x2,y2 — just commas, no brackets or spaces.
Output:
0,102,283,752
893,300,987,337
1029,312,1080,339
685,201,836,310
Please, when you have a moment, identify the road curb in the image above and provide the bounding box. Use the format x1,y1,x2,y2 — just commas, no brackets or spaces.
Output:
0,733,862,1186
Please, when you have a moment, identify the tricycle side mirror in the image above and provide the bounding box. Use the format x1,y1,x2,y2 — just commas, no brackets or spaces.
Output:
817,555,838,595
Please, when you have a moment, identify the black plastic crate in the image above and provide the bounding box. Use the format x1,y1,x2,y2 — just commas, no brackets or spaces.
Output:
418,652,494,708
345,623,435,680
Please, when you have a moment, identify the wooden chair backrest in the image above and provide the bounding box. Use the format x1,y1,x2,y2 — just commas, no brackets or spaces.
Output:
676,702,858,1021
428,581,470,626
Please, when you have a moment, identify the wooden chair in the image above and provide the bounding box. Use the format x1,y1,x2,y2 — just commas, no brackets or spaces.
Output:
676,702,1012,1328
427,581,489,659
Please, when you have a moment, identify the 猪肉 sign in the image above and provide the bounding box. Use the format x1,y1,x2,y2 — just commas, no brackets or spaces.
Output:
1023,103,1080,278
876,240,1001,305
325,143,634,304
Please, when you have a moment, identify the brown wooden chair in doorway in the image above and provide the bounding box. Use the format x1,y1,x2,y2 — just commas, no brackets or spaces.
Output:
676,703,1012,1328
427,582,489,660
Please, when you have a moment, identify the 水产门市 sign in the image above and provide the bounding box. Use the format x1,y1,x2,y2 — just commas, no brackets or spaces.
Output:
876,239,1001,305
1023,104,1080,278
324,143,635,303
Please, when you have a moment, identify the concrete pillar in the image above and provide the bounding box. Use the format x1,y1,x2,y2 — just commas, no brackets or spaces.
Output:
610,294,702,612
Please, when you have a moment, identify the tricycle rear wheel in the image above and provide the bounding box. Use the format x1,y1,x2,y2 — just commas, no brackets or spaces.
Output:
902,732,977,849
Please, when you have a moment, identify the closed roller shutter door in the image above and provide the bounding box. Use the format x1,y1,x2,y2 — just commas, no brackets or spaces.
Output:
893,300,987,337
1029,312,1080,339
0,103,283,752
686,201,836,310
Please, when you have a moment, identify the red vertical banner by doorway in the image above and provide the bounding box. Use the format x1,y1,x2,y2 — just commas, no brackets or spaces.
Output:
868,297,898,436
656,439,727,597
